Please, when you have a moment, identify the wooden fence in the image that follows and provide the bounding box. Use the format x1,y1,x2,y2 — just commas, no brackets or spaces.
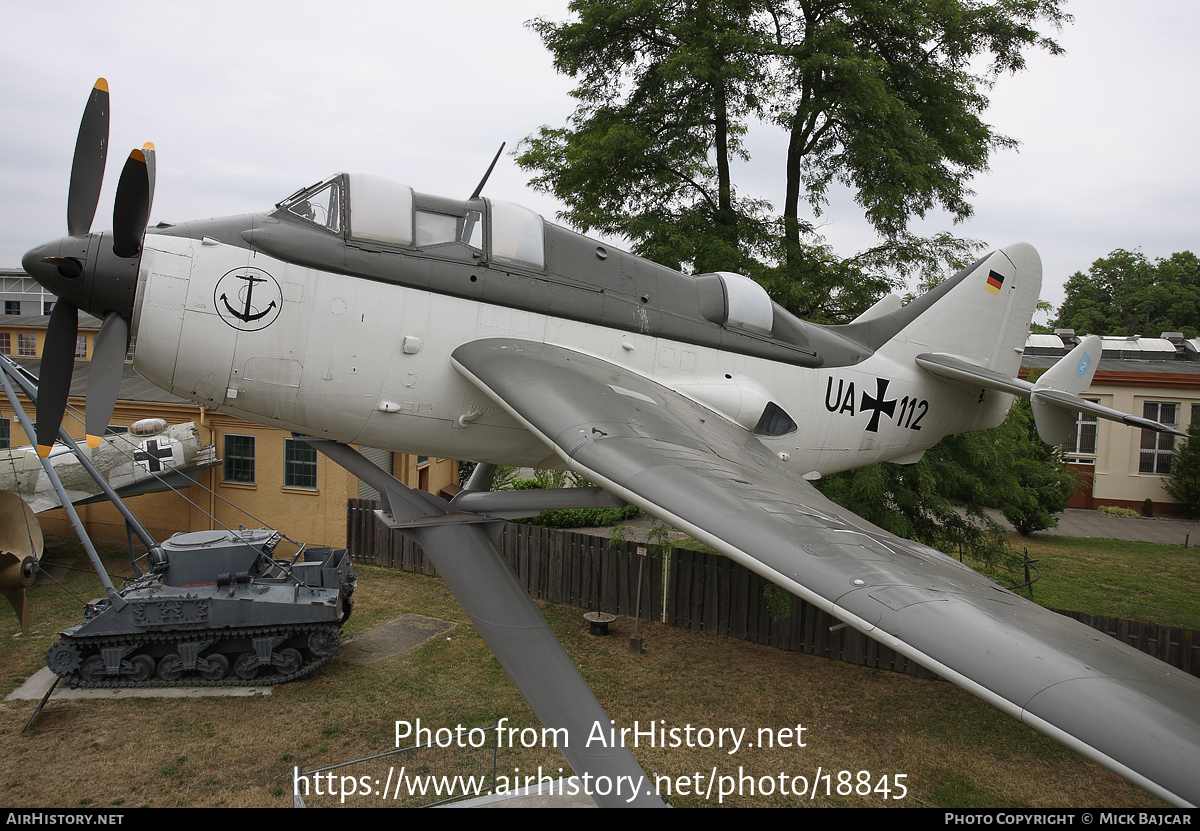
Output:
346,499,1199,680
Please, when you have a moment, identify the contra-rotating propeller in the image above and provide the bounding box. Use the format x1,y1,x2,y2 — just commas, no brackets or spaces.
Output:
23,79,156,456
0,491,43,634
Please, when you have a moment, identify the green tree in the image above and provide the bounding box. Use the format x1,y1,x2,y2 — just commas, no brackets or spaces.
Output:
1055,249,1200,337
521,0,775,276
520,0,1070,320
765,0,1068,281
1166,418,1200,519
993,396,1077,535
814,431,1013,567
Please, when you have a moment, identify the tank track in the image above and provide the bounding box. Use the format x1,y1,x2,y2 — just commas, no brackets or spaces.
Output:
47,623,342,689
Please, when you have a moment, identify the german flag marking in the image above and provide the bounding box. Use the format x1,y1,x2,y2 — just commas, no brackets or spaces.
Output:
985,270,1005,296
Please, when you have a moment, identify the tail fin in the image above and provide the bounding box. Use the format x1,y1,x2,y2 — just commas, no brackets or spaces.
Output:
1029,335,1101,444
841,243,1042,377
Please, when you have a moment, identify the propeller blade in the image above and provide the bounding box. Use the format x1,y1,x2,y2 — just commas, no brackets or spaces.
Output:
0,492,43,635
85,312,130,447
0,582,29,636
67,79,110,237
142,142,156,219
36,301,79,455
112,147,151,258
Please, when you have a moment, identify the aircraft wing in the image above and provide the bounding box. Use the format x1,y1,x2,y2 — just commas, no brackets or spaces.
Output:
452,338,1200,808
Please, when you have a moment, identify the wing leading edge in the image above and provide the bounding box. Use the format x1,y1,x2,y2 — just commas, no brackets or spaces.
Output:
452,338,1200,807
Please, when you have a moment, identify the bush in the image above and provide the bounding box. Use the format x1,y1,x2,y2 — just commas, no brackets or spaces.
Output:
1166,420,1200,518
516,504,641,529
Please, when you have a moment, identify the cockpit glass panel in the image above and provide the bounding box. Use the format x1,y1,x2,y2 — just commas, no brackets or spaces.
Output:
490,200,545,271
461,211,483,249
414,211,458,247
286,181,341,233
347,172,414,246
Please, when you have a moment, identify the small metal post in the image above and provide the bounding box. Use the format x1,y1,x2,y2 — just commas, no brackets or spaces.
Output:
629,545,647,654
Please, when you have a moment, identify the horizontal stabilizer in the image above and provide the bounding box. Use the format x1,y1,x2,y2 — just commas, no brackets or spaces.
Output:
915,343,1187,446
1031,389,1188,439
914,352,1033,396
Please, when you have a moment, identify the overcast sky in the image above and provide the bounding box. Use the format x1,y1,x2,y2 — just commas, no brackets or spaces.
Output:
2,1,1197,324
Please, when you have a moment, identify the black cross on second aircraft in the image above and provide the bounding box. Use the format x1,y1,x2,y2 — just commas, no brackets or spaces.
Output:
134,439,175,472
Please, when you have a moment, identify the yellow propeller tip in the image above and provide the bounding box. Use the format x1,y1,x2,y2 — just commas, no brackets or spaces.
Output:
86,435,103,449
131,148,146,163
36,445,53,458
142,142,155,151
95,78,108,92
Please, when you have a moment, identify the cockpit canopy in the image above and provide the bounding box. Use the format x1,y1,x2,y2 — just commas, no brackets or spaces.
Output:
277,173,545,271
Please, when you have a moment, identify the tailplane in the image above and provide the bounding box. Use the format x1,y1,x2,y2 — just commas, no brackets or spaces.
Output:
915,335,1187,444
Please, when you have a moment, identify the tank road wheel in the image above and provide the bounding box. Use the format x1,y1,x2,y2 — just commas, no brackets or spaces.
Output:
129,655,155,682
233,653,259,681
276,648,302,676
157,654,184,682
79,655,106,683
307,629,338,657
45,641,81,676
201,654,229,681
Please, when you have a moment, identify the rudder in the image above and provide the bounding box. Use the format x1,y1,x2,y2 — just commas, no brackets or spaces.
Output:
893,243,1041,375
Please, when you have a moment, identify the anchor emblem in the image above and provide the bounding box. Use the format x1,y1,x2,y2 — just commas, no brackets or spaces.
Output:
214,268,282,331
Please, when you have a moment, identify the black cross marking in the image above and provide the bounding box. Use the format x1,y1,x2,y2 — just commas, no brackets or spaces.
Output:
135,439,175,472
860,378,897,433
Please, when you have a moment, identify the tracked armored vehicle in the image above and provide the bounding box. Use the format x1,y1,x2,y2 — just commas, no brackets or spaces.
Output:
45,528,356,687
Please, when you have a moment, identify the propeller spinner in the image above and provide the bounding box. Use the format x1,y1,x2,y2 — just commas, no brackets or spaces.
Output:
22,80,153,455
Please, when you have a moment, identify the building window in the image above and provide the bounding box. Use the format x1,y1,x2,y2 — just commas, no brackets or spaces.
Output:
17,334,36,357
125,337,136,362
0,418,9,450
75,335,87,359
223,435,255,483
43,301,54,316
1065,400,1099,463
284,438,318,489
0,333,9,354
1139,402,1177,475
5,301,19,315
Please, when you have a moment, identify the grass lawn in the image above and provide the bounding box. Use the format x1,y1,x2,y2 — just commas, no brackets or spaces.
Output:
0,535,1182,808
990,533,1200,630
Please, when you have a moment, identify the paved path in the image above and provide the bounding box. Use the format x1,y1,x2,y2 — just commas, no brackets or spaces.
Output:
988,507,1200,546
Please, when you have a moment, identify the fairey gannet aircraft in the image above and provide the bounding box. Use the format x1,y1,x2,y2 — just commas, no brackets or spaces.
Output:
19,80,1200,807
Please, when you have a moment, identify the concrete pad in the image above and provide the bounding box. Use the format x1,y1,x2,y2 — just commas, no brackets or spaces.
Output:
5,613,457,704
339,613,456,664
5,667,272,701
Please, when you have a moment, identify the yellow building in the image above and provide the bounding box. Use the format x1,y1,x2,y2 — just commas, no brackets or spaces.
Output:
0,314,458,547
1025,333,1200,514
